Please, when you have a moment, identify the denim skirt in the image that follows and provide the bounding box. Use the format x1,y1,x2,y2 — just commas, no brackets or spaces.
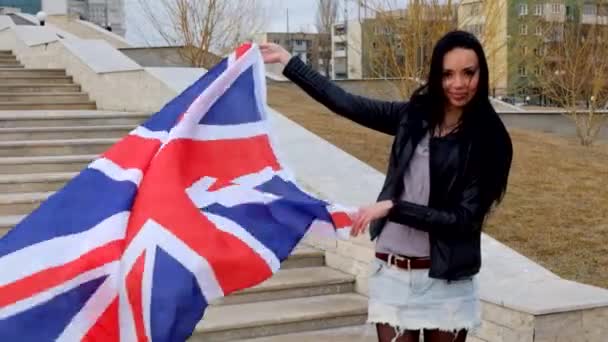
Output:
366,258,481,333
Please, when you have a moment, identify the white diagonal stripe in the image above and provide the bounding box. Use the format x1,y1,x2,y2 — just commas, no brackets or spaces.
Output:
89,158,143,186
0,263,118,320
55,270,119,341
130,126,169,142
0,212,128,287
205,213,281,274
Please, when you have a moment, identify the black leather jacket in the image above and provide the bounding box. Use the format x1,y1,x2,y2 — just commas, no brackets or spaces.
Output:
283,57,506,281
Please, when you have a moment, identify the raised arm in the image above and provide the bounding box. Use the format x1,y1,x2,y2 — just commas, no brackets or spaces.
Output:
260,43,404,136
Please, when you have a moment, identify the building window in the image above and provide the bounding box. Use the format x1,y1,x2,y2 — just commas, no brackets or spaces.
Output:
519,3,528,16
470,3,480,16
334,25,346,35
534,66,541,75
521,45,528,55
536,25,543,35
535,4,543,16
552,3,561,14
520,24,528,35
518,65,527,76
584,4,596,15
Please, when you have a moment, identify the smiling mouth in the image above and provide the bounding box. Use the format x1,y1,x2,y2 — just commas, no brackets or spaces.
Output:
451,94,467,100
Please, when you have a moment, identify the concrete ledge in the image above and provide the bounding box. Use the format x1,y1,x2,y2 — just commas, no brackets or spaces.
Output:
0,15,14,31
145,67,207,92
13,26,60,47
76,19,131,47
62,39,141,74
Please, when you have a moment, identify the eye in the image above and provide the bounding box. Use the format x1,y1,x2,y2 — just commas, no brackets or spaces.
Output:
465,69,477,76
443,71,453,78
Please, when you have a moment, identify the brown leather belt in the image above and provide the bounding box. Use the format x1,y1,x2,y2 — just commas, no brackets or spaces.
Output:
375,252,431,270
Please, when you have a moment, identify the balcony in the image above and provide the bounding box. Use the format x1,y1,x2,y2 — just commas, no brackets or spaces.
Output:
582,14,608,25
334,50,346,58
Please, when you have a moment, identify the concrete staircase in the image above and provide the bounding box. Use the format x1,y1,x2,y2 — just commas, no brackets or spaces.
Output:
192,249,369,341
0,55,371,341
0,110,149,227
0,50,96,110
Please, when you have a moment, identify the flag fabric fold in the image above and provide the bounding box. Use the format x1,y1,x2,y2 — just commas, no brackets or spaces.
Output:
0,43,352,341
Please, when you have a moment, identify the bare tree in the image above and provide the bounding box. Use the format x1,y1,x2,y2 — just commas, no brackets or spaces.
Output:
137,0,267,68
316,0,339,77
356,0,457,99
458,0,510,96
525,0,608,145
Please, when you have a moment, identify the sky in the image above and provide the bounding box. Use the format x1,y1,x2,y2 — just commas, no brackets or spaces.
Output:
124,0,362,46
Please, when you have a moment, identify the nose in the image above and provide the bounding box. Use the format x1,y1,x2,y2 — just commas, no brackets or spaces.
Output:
453,74,467,88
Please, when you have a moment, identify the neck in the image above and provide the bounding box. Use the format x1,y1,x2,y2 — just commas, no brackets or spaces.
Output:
443,105,463,127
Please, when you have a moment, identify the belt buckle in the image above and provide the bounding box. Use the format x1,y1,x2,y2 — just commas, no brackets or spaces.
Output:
387,254,410,270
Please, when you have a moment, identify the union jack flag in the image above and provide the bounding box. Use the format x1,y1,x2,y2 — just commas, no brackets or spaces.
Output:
0,43,352,341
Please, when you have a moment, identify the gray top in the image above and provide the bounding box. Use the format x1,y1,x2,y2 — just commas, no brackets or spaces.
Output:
375,133,431,257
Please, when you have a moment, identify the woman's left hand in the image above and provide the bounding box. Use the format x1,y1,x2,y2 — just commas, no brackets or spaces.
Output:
350,200,394,237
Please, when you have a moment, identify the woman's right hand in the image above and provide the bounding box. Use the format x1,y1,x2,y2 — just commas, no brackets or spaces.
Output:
259,43,292,66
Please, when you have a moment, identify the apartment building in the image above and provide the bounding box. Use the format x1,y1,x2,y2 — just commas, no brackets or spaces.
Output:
0,0,125,36
67,0,125,36
331,5,455,80
331,20,363,79
257,32,330,76
459,0,608,102
0,0,41,14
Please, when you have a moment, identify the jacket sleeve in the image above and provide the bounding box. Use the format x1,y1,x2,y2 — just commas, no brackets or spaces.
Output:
386,171,492,237
282,56,404,136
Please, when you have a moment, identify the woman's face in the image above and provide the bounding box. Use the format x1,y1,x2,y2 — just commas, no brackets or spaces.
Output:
442,48,480,110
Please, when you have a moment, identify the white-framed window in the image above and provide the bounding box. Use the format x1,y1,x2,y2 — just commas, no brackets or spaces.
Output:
536,25,543,35
519,3,528,16
534,66,542,75
583,4,596,15
535,4,543,16
520,23,528,35
552,3,562,14
518,65,527,76
521,45,528,55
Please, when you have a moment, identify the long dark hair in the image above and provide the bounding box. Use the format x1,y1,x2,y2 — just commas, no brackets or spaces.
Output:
411,30,513,210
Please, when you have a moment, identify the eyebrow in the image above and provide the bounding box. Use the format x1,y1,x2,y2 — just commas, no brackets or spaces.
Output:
444,66,478,72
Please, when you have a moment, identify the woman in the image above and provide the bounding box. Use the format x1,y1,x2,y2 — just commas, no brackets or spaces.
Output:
260,30,512,342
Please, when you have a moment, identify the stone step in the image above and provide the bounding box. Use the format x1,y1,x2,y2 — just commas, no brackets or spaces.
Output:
0,191,52,216
0,125,133,141
0,64,24,68
0,101,97,110
0,215,23,237
0,69,67,77
215,267,355,305
281,246,325,269
193,294,368,342
2,76,74,85
0,154,94,174
0,84,81,93
0,57,17,62
0,110,148,128
0,50,13,55
0,172,76,193
239,325,376,342
0,138,116,157
0,92,90,102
